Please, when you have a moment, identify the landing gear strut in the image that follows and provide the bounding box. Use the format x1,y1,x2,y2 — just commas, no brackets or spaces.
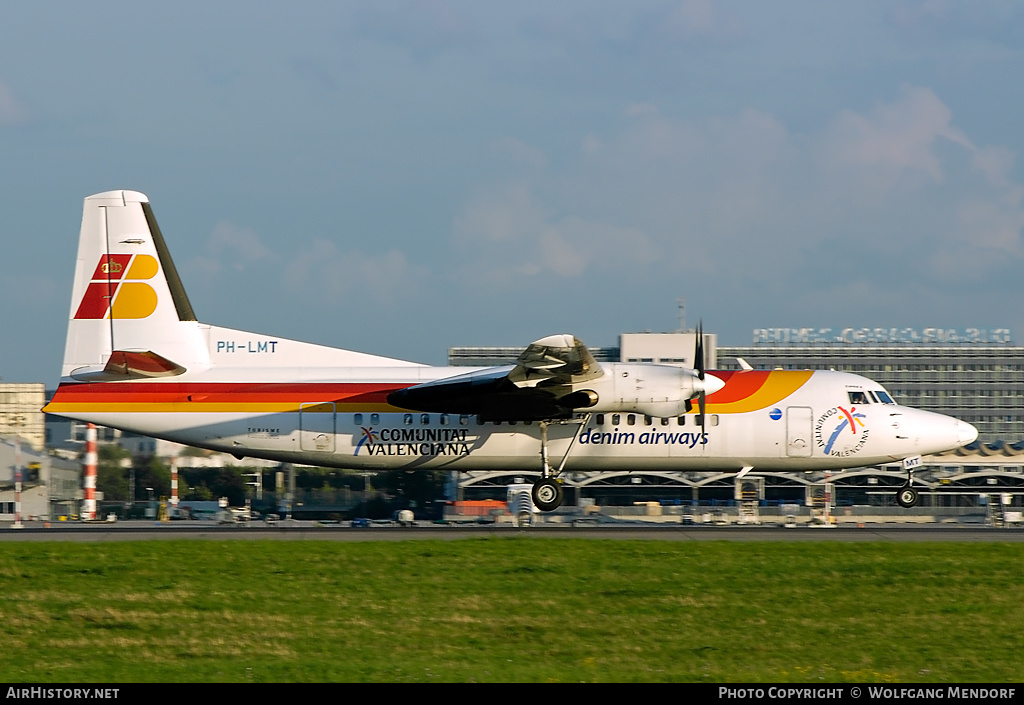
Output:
530,416,589,512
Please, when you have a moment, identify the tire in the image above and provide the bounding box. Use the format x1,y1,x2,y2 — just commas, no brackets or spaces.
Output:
896,484,919,509
532,478,564,512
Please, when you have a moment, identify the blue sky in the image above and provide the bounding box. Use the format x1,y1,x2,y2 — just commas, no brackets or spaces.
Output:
2,1,1023,383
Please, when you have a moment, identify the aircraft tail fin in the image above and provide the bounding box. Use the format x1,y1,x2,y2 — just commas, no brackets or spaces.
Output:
60,190,209,380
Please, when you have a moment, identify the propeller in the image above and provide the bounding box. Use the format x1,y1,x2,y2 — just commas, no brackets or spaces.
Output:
695,320,707,436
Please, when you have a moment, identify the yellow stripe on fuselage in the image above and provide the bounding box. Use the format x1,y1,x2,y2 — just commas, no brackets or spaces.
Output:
705,370,813,414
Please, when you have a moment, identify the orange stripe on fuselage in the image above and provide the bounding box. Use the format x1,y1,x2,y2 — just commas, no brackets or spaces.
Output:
705,370,813,413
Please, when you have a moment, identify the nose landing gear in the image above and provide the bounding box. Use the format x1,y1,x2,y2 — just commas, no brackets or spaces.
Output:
896,483,919,509
896,463,920,508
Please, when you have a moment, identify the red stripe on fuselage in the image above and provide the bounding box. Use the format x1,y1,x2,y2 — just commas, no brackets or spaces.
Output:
48,381,406,405
703,370,771,404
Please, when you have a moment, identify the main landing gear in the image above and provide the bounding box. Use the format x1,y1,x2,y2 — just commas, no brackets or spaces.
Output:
531,416,589,512
532,477,564,512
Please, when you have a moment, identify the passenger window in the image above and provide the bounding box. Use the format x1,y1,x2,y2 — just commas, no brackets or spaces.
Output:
459,414,469,426
595,414,605,425
439,414,449,426
354,413,363,425
694,414,704,426
677,416,686,426
421,414,430,425
612,414,621,426
403,414,413,425
709,414,719,427
848,391,869,405
644,416,653,426
370,413,379,425
661,417,670,426
627,414,636,426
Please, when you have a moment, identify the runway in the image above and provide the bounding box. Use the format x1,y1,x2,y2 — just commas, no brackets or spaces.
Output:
2,521,1023,542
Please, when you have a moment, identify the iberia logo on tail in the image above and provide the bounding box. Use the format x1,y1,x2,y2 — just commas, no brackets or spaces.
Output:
74,254,159,319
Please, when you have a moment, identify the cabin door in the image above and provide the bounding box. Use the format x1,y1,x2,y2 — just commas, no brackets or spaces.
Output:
786,406,813,457
300,402,336,452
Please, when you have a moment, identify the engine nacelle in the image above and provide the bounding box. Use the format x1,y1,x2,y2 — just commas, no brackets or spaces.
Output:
560,389,599,409
583,363,721,418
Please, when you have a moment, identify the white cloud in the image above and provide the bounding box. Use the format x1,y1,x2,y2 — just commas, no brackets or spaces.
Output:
972,145,1017,188
450,86,1024,300
0,81,29,125
493,136,547,170
189,221,274,275
661,0,725,38
282,240,424,305
817,86,973,189
452,181,655,283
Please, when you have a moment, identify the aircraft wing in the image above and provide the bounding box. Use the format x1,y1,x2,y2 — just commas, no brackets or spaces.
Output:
387,334,604,420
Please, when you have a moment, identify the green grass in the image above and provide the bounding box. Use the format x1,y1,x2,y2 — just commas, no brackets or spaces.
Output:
0,538,1021,682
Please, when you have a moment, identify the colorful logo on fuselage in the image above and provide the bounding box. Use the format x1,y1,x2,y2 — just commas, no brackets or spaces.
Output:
74,254,159,320
814,406,869,457
354,427,378,455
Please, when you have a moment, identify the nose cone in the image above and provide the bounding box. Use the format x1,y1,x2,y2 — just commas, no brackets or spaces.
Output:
957,419,979,446
904,409,979,454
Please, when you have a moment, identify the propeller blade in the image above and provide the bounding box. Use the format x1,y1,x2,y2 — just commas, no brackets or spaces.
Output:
698,388,706,436
695,320,706,435
695,320,705,380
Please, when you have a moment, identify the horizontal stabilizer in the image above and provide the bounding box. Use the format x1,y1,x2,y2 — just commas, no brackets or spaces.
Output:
71,350,186,382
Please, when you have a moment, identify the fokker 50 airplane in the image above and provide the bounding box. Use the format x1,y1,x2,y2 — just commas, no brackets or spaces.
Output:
44,191,979,511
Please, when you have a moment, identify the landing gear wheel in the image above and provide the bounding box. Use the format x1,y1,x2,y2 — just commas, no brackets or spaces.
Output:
896,484,919,509
532,478,564,512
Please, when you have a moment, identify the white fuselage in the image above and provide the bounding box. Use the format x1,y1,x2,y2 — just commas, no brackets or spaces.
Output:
51,363,975,475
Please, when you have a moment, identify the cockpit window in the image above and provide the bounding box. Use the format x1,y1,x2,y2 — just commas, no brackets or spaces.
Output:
848,391,869,405
875,390,895,404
